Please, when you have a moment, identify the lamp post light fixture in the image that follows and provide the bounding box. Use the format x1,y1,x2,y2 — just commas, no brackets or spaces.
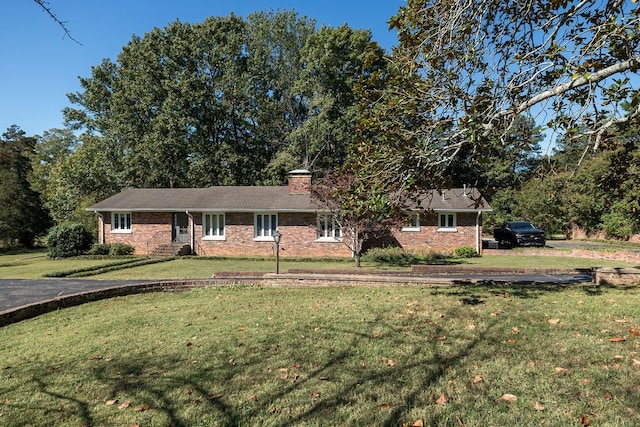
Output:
273,230,282,274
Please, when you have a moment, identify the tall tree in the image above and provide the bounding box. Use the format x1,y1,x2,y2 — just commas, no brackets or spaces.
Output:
363,0,640,189
268,24,386,177
64,11,380,194
0,126,51,246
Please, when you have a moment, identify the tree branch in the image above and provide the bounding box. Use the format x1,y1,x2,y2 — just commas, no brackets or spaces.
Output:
33,0,82,45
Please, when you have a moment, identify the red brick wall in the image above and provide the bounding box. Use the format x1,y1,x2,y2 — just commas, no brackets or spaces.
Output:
390,212,482,253
194,212,352,258
99,210,482,257
103,212,172,255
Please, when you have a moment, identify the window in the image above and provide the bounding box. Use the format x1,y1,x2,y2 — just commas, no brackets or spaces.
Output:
112,212,132,233
255,213,277,239
317,214,342,241
438,212,457,231
203,213,225,240
402,213,420,231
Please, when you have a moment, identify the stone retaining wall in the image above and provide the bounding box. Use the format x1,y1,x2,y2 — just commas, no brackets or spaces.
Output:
594,268,640,285
484,248,640,264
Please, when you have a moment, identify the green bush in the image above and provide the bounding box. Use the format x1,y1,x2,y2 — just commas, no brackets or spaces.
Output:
454,246,478,258
46,223,94,258
362,247,419,266
88,243,111,255
362,247,449,266
109,243,135,256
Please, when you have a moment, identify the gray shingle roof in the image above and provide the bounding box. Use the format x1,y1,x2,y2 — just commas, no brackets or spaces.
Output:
87,186,491,212
87,187,321,212
413,188,492,212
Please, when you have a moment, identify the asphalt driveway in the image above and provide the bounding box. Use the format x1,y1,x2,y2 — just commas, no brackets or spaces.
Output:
0,279,147,312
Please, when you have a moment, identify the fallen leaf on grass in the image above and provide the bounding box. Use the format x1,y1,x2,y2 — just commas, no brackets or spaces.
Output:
411,419,424,427
379,403,392,408
533,402,545,411
609,336,626,342
512,327,520,334
554,367,568,374
500,393,518,403
580,415,591,426
248,394,258,401
134,404,150,412
435,393,449,404
632,359,640,366
548,318,560,325
629,327,640,337
604,392,613,401
105,399,118,406
386,359,395,367
207,393,223,400
118,401,130,410
507,339,517,344
311,391,321,398
472,375,483,384
269,406,277,414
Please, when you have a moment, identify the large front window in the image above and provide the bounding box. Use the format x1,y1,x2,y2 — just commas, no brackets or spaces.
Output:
317,214,341,241
402,213,420,231
255,213,277,239
203,213,225,240
112,212,132,233
438,212,457,231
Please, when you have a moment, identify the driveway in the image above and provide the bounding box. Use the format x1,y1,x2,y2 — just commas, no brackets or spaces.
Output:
0,279,147,312
0,271,593,315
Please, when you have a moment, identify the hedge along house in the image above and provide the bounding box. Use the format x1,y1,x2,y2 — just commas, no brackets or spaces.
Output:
87,170,492,257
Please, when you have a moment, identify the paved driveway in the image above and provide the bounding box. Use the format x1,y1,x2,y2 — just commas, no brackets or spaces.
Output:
0,272,594,314
0,279,146,312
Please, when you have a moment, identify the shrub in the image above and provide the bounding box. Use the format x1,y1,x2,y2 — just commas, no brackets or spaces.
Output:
362,247,419,266
88,243,111,255
454,246,478,258
46,223,94,258
109,243,135,256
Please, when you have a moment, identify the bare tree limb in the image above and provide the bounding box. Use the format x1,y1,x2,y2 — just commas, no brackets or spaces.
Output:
33,0,82,45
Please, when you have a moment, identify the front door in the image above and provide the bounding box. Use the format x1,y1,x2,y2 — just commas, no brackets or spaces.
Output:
173,212,189,243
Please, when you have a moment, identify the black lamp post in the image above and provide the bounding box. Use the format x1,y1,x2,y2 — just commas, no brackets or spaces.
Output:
273,230,282,274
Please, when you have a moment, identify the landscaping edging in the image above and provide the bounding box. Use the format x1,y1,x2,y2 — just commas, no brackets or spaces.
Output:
2,264,638,328
594,268,640,285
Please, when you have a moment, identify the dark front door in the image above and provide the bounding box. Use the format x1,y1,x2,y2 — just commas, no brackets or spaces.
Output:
173,212,189,243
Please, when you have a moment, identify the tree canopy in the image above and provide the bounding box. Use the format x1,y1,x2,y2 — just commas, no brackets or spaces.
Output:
359,0,640,192
64,11,383,192
0,126,51,246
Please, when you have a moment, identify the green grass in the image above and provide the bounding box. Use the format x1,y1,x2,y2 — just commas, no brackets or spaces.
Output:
0,249,636,280
0,283,639,426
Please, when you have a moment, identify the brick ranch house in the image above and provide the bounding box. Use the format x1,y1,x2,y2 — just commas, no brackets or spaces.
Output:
87,170,492,258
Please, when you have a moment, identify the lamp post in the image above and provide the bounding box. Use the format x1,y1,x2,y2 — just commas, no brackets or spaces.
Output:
273,230,282,274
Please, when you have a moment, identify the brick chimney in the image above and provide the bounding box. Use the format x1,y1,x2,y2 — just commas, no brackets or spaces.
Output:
288,169,312,194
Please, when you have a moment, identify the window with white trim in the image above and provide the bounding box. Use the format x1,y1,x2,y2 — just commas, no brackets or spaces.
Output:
438,212,457,231
112,212,132,233
402,213,420,231
203,213,225,240
317,214,342,241
255,213,277,239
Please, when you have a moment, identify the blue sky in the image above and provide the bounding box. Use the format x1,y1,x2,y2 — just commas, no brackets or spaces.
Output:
0,0,404,137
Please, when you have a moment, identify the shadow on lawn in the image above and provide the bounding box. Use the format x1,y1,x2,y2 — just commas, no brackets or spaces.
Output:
14,281,640,426
435,281,640,300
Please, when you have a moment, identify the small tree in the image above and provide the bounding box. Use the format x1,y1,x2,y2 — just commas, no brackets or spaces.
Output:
46,223,93,258
311,173,408,267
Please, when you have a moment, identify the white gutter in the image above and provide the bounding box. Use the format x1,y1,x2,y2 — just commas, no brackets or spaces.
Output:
94,211,105,245
186,211,194,255
476,211,481,254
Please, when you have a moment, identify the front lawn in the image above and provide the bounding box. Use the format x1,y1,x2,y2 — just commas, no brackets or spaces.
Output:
0,248,635,280
0,283,639,426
